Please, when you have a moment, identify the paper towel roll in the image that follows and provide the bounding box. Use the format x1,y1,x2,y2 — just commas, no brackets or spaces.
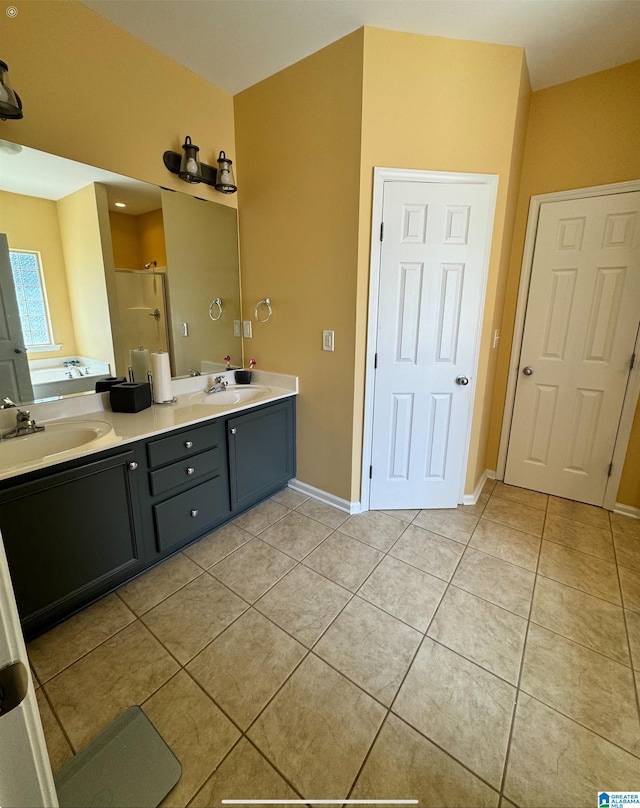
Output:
129,347,150,382
150,351,172,403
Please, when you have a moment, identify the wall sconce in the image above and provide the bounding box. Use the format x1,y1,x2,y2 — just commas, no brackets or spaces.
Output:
0,61,23,120
163,136,237,194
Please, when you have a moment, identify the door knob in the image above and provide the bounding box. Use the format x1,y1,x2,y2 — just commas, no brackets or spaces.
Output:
455,375,469,386
522,366,534,376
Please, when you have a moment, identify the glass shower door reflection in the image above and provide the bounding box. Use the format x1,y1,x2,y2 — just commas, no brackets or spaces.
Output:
114,270,170,377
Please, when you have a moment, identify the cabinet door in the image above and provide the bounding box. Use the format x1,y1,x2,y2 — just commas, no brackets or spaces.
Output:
228,399,295,512
0,448,148,637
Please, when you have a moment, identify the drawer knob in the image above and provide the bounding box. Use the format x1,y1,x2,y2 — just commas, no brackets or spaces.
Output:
186,467,195,475
190,509,199,518
184,440,193,449
230,428,237,435
128,461,138,471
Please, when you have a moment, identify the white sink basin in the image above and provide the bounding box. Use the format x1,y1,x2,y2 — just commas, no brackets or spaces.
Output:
188,385,272,407
0,420,113,468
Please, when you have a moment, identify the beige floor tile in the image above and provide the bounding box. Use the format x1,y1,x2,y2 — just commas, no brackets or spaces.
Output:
143,671,240,808
117,553,202,615
303,533,384,592
295,499,349,529
451,548,535,617
270,488,309,508
611,513,640,539
338,510,408,552
521,624,640,756
359,556,446,632
383,508,420,522
314,597,422,706
504,695,640,807
531,577,630,665
255,565,351,647
548,496,611,529
412,508,479,544
389,524,465,582
187,609,306,729
209,538,296,603
500,800,517,808
614,530,640,572
394,638,515,787
248,654,385,799
539,541,621,604
457,492,490,518
260,511,333,560
188,738,299,806
619,565,640,613
482,497,545,537
491,482,548,511
232,499,290,535
44,621,179,751
350,713,499,807
141,574,247,664
469,519,541,571
36,689,73,772
626,609,640,671
543,513,614,562
183,523,253,569
428,586,527,683
28,593,135,682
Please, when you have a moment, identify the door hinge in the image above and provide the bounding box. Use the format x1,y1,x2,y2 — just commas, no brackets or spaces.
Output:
631,352,636,371
380,222,384,241
374,353,378,369
369,465,373,479
608,462,613,478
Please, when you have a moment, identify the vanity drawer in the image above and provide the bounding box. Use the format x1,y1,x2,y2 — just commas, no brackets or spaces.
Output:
148,447,221,496
153,475,229,552
147,421,222,468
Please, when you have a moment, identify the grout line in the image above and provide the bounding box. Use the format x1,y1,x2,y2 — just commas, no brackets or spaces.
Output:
612,533,640,724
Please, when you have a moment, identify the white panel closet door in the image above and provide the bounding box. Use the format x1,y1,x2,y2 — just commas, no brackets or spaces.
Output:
369,180,493,509
505,191,640,505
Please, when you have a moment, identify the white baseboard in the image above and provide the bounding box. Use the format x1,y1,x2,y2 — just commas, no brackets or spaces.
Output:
288,479,362,514
461,469,496,506
613,502,640,519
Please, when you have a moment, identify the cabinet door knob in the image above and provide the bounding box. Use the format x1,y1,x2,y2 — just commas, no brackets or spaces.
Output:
186,467,195,475
190,509,199,518
128,461,138,471
230,428,237,435
184,440,193,449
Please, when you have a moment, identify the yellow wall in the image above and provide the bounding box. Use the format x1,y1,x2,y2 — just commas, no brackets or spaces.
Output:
110,208,167,270
0,0,235,209
0,190,77,358
486,60,640,507
139,209,167,268
235,31,365,498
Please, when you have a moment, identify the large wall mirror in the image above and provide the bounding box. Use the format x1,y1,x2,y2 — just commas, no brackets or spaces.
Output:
0,138,242,406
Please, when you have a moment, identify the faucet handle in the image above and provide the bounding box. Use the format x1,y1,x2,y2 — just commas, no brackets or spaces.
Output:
1,397,15,409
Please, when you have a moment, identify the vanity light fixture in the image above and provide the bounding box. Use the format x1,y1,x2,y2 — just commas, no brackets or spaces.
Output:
0,61,23,120
163,136,237,194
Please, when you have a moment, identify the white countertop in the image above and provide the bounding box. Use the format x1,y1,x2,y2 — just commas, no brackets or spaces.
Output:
0,370,297,482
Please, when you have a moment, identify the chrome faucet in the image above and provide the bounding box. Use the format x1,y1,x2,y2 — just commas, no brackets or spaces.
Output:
3,409,45,438
1,397,16,409
188,368,201,377
205,375,228,394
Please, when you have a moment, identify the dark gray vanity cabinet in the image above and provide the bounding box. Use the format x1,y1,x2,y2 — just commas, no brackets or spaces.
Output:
227,398,296,512
0,445,151,638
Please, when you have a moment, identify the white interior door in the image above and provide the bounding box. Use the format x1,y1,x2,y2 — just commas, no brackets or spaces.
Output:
369,177,495,510
0,234,34,403
505,191,640,505
0,532,57,807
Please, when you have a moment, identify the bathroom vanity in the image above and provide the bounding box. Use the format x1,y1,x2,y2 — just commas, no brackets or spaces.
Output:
0,377,296,639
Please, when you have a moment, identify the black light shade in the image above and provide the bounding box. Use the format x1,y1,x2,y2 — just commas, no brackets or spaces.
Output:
215,151,237,194
0,61,23,120
178,135,201,183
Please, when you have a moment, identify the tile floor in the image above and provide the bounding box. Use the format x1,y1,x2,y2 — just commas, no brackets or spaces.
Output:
28,480,640,807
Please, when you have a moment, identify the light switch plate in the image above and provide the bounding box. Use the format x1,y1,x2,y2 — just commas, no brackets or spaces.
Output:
323,330,334,351
233,320,241,337
243,320,253,338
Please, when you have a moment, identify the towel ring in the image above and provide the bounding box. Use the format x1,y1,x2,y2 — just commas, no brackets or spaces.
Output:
208,297,223,321
255,297,272,323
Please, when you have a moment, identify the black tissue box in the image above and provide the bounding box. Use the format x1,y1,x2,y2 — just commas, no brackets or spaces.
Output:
95,376,127,393
234,370,252,384
110,382,152,413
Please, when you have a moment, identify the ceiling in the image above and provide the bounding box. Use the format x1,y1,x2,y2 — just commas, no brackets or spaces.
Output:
82,0,640,93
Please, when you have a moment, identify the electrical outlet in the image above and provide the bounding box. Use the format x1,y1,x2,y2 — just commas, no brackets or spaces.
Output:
243,320,253,338
323,330,335,351
180,322,188,337
233,320,241,337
